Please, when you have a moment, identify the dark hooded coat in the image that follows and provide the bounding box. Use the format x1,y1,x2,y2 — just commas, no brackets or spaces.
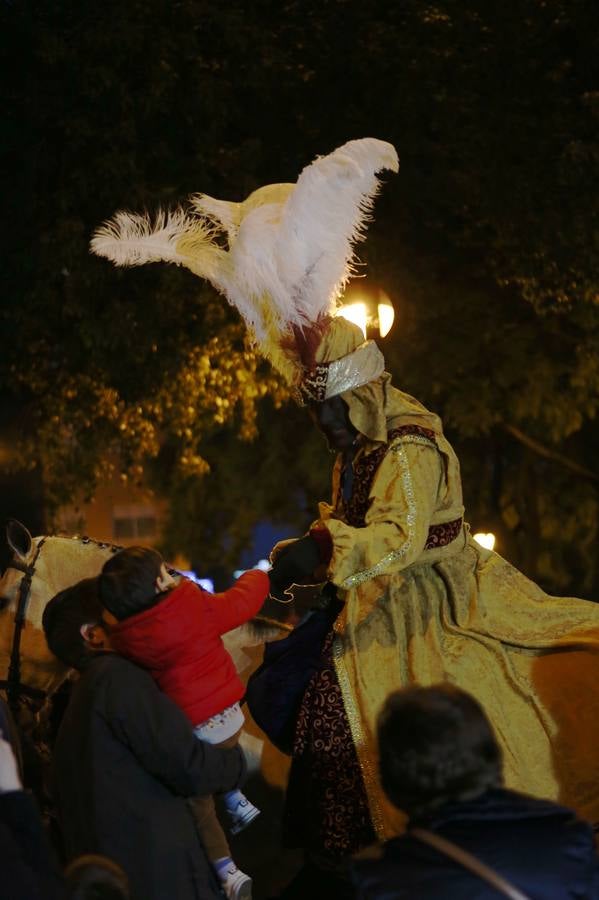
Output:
52,653,246,900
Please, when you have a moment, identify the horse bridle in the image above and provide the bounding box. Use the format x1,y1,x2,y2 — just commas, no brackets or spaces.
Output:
0,538,48,711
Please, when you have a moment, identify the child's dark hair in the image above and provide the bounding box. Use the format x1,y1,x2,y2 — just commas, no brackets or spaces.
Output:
99,546,164,621
378,684,502,819
42,578,103,671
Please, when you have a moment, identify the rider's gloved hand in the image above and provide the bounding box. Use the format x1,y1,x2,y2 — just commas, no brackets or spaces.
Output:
268,534,323,592
268,538,300,566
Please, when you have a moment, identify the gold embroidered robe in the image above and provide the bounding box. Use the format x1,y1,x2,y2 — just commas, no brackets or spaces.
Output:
315,423,599,840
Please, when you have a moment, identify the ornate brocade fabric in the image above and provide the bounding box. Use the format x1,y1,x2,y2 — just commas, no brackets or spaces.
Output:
342,425,463,550
285,426,466,855
342,426,436,526
284,634,375,857
295,363,329,405
286,392,599,859
311,418,599,845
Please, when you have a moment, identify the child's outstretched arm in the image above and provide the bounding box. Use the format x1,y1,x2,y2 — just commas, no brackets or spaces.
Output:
207,570,271,635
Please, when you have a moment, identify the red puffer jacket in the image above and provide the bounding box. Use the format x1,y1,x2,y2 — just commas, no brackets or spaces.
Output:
109,571,270,725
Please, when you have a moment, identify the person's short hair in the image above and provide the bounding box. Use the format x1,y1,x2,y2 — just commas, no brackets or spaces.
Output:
378,684,503,819
65,854,130,900
42,578,103,671
99,546,164,620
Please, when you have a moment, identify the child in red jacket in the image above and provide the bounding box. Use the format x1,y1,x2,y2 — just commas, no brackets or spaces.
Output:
99,546,271,900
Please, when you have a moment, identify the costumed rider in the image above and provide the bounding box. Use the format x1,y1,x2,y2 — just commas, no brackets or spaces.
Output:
91,137,599,876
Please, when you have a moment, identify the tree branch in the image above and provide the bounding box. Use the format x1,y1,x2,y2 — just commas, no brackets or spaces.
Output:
503,423,599,485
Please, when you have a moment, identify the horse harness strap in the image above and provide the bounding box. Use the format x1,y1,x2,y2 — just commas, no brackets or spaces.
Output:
0,538,48,708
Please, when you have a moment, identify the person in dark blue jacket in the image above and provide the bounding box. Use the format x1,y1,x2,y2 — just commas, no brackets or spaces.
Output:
0,727,64,900
352,685,599,899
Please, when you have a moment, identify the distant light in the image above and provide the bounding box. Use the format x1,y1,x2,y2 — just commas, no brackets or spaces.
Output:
378,302,395,338
180,570,214,592
473,532,496,551
196,578,215,592
336,302,368,338
233,559,271,580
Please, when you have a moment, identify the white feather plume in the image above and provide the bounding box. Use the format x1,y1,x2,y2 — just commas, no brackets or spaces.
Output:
222,138,399,337
90,138,399,344
90,209,226,284
278,138,398,324
91,209,190,266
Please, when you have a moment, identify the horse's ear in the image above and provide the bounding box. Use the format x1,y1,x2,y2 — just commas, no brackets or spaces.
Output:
6,520,33,559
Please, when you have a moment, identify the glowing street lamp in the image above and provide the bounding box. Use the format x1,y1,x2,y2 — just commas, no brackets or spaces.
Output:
336,282,395,340
473,532,496,551
377,300,395,338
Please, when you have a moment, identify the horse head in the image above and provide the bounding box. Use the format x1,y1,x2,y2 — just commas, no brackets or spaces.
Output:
0,521,123,712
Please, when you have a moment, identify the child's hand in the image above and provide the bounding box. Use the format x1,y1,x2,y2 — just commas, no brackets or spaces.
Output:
0,736,22,793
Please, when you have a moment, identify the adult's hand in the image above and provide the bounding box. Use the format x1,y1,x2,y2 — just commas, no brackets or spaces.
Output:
0,737,22,793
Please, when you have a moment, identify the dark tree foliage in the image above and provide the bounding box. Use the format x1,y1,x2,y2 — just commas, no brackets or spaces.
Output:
1,1,597,591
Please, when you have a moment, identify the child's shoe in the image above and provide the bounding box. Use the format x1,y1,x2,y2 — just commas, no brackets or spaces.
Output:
216,860,252,900
224,791,261,835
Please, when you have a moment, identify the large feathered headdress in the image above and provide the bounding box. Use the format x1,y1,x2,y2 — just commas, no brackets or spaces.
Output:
91,138,399,397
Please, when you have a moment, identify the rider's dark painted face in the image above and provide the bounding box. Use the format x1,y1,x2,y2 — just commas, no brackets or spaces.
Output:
310,395,358,451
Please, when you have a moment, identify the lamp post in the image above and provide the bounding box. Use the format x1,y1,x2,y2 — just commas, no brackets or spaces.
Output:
473,532,496,551
336,281,395,340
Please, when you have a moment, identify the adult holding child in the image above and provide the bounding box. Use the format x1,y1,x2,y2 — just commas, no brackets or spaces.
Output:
42,577,248,900
98,545,274,900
